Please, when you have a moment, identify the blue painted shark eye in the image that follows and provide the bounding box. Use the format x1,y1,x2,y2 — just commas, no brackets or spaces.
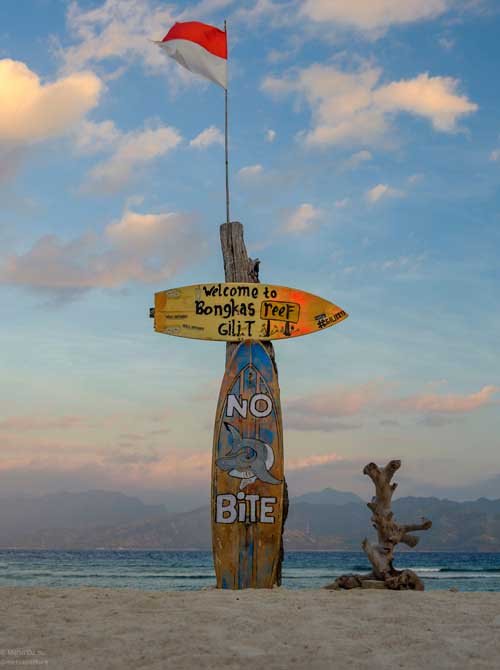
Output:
243,447,257,461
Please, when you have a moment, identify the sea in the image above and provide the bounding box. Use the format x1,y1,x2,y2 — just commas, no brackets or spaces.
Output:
1,550,500,591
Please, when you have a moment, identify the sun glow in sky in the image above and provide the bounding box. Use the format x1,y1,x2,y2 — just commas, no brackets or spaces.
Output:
1,0,499,507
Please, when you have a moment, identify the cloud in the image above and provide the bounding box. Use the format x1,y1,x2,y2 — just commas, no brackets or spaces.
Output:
288,453,344,470
238,164,264,178
374,72,477,132
74,119,121,154
262,64,477,148
0,208,202,301
0,416,86,432
342,149,372,169
232,0,289,25
61,0,233,77
0,59,102,146
283,203,322,234
0,450,213,498
287,416,362,432
365,183,404,203
397,385,498,414
84,124,182,192
300,0,450,32
61,0,175,73
380,254,425,272
189,125,224,149
285,382,498,431
265,129,277,142
287,383,381,422
104,447,162,465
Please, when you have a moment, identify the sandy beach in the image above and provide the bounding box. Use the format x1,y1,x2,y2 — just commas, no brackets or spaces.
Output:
1,588,499,670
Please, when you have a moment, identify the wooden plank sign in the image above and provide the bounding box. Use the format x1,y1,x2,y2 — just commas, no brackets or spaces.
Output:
212,341,284,588
153,282,348,342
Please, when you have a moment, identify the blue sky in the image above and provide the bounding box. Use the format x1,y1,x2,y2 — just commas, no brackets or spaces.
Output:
0,0,499,507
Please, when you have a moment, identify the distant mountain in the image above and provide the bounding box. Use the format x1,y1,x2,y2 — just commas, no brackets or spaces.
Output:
10,506,210,551
0,491,166,546
284,497,500,552
2,490,500,552
292,488,364,506
400,476,500,502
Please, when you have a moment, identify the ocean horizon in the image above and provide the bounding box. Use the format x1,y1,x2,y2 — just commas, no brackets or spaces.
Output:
1,550,499,592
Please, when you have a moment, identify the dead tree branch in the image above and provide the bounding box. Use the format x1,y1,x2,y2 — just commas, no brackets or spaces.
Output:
325,460,432,591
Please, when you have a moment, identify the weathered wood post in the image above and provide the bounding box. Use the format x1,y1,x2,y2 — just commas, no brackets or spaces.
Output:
151,226,348,588
218,221,288,586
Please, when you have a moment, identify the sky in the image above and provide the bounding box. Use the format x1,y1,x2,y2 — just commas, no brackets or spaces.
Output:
0,0,499,509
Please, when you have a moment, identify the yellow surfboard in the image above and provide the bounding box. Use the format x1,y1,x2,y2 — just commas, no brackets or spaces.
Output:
152,282,348,342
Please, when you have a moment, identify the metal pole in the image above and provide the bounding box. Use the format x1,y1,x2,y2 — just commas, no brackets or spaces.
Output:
224,19,230,225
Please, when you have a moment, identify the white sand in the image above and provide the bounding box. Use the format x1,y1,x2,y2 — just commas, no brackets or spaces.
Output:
1,588,499,670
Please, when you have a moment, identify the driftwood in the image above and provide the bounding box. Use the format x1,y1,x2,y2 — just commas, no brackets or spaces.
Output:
219,221,288,586
326,460,432,591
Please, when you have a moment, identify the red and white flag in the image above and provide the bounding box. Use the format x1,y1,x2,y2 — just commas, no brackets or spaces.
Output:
157,21,227,89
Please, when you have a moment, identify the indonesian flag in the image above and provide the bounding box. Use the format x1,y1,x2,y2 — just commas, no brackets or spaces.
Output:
157,21,227,89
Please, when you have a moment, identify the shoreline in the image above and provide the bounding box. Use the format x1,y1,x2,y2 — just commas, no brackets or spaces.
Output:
2,547,500,553
1,588,499,669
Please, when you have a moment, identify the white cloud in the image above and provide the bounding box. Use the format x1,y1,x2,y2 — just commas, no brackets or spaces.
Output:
74,119,120,154
300,0,449,32
283,203,322,234
84,124,182,192
366,183,403,203
262,64,477,148
238,164,264,178
233,0,288,25
265,129,277,142
374,72,477,132
189,126,224,149
61,0,233,76
61,0,175,73
0,209,201,302
0,59,102,146
343,149,372,169
380,255,425,272
267,49,294,64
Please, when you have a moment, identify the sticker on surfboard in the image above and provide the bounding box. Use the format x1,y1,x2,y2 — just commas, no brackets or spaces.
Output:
152,282,348,341
212,341,284,589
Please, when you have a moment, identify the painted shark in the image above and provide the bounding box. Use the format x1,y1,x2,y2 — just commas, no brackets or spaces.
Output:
216,422,281,490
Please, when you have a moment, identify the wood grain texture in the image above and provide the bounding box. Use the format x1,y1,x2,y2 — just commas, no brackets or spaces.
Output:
220,222,265,363
327,460,432,591
211,341,284,588
217,221,286,587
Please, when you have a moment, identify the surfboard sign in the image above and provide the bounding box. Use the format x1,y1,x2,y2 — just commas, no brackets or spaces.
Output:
152,282,348,341
212,341,284,589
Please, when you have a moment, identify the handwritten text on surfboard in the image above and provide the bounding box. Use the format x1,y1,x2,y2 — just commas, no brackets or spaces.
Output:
194,284,299,338
154,282,348,341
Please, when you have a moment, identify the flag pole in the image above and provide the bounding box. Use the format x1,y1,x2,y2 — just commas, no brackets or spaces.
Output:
224,19,230,225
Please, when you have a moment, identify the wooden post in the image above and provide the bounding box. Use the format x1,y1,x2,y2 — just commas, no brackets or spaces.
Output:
219,221,288,585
